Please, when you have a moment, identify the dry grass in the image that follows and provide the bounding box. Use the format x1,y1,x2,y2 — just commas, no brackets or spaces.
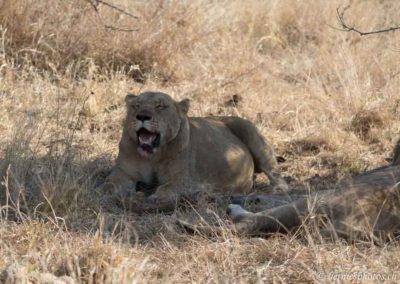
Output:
1,0,400,282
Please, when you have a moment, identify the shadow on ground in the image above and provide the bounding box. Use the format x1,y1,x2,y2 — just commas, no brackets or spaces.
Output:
0,147,365,247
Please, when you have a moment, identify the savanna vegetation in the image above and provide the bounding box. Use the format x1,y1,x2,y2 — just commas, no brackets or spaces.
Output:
1,0,400,282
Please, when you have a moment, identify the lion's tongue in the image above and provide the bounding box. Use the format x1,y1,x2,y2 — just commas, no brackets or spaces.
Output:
139,130,156,144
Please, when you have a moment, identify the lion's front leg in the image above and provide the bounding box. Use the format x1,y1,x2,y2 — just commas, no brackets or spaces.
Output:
101,166,137,197
147,182,181,205
147,153,192,205
99,166,149,211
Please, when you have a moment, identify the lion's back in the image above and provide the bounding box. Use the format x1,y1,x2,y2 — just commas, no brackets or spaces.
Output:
187,117,255,192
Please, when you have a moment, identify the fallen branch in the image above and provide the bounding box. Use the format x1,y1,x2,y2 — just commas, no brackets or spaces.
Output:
336,6,400,36
86,0,139,32
95,0,139,20
104,25,139,32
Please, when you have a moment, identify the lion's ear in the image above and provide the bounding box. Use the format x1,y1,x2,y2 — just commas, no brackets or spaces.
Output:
178,99,190,114
125,93,137,105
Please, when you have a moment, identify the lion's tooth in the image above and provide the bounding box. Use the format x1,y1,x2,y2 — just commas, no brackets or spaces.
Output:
139,135,155,144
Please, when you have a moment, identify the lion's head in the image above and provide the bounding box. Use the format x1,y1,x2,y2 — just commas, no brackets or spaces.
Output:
124,92,190,158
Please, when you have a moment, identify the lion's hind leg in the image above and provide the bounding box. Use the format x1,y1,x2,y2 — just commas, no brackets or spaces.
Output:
222,117,288,192
227,204,254,222
227,198,308,235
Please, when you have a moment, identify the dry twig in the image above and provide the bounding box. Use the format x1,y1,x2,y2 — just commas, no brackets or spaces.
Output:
336,6,400,36
86,0,139,32
94,0,139,19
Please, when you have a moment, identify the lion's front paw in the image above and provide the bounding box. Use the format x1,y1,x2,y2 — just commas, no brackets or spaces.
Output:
147,194,162,204
148,191,178,205
99,182,117,194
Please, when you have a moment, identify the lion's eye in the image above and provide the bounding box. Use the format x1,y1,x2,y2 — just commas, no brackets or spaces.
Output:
156,104,166,110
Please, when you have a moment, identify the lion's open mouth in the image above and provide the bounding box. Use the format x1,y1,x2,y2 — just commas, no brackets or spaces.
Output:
137,128,160,156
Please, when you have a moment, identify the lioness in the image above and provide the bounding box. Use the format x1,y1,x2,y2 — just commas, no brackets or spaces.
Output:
226,148,400,241
104,91,287,205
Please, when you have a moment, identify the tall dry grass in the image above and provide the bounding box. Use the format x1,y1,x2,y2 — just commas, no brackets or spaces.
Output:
1,0,400,282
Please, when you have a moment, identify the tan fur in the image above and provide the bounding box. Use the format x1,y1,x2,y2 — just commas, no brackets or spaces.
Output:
103,91,287,205
228,153,400,241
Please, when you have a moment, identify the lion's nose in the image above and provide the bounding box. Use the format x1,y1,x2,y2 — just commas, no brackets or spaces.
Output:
136,114,152,122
